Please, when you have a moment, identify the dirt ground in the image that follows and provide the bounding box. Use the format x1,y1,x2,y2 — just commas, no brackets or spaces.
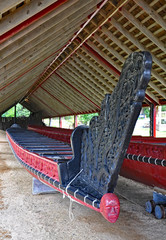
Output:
0,130,166,240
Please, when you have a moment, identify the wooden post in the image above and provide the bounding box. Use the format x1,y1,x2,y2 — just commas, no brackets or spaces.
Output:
49,118,51,126
14,104,16,124
153,105,157,138
74,115,78,128
150,104,157,137
59,117,62,128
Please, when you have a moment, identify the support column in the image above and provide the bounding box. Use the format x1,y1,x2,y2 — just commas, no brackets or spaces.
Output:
150,104,157,137
14,104,17,124
59,117,62,128
74,115,78,128
49,118,51,126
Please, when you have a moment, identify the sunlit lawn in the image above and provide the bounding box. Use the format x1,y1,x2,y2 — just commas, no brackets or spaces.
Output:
44,118,166,138
133,127,166,137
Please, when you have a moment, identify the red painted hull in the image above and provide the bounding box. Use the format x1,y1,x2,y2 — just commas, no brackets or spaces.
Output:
28,125,166,190
6,131,100,213
121,136,166,190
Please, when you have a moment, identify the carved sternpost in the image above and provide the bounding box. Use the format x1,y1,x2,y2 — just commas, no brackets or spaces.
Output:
77,52,152,198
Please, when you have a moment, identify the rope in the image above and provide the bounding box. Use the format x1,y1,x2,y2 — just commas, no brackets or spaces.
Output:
126,153,166,167
64,169,83,221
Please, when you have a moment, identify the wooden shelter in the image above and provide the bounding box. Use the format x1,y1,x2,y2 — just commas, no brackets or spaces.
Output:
0,0,166,124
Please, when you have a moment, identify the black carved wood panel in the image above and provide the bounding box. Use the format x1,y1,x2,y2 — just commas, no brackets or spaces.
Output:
70,52,152,199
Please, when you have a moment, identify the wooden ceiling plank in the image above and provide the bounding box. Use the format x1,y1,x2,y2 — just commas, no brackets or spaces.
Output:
56,72,101,108
36,88,73,115
121,8,166,54
110,17,166,74
44,83,85,113
45,76,92,111
102,26,132,53
0,47,57,87
0,0,98,61
67,60,104,97
56,68,102,107
0,55,55,92
58,67,102,105
32,94,60,116
149,82,166,99
101,26,166,88
56,72,101,111
87,40,121,73
77,51,115,89
134,0,166,31
72,55,113,92
93,34,125,63
82,44,118,81
0,79,33,105
0,0,60,35
0,85,28,106
146,89,160,105
151,69,166,88
0,0,80,50
1,7,97,71
69,57,109,95
34,91,68,115
0,0,24,15
22,0,129,101
0,75,40,104
93,27,166,100
0,22,88,77
0,18,87,73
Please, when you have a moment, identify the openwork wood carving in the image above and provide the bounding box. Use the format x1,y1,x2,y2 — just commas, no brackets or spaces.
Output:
70,52,152,199
6,52,161,224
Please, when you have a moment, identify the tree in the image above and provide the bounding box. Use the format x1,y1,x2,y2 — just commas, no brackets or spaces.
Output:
142,107,150,118
161,105,166,111
2,104,30,117
78,113,99,125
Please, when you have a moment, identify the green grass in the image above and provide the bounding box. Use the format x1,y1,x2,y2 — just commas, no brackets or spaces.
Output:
133,127,166,137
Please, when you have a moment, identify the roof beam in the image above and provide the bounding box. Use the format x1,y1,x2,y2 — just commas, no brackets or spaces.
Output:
57,67,101,106
120,7,166,54
91,34,166,101
110,17,166,73
84,41,121,78
45,77,92,112
110,17,166,87
145,90,159,105
40,86,76,114
0,0,24,15
0,0,98,63
81,44,118,81
0,0,69,43
0,0,80,50
83,39,159,105
32,94,59,116
55,72,100,110
75,52,114,91
101,26,166,89
68,58,108,95
21,0,129,102
133,0,166,32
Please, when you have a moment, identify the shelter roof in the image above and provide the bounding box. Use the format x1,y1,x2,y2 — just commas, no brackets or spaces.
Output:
0,0,166,117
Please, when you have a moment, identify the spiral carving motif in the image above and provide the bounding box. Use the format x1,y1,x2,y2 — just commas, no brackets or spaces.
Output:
72,52,152,198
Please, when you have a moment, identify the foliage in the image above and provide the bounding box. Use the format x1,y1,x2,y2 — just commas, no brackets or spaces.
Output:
62,113,99,127
78,113,99,125
2,103,30,117
161,105,166,111
2,106,15,117
142,107,150,118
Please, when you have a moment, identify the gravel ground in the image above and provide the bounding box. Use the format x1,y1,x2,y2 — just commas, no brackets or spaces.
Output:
0,130,166,240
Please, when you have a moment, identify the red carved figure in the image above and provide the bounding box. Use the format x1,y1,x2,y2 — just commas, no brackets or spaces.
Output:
100,193,120,223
